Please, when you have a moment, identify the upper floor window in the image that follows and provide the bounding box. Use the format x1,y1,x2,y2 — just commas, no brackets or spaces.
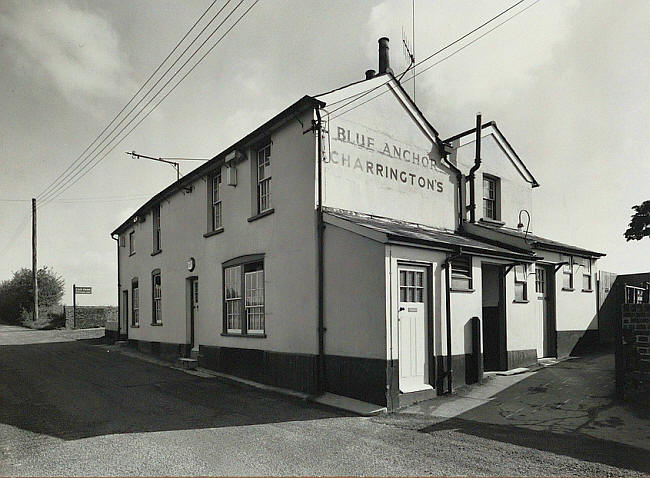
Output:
152,270,162,325
451,255,473,290
514,264,528,302
482,175,500,221
581,258,592,291
152,205,161,252
132,278,139,326
129,231,135,255
257,144,272,213
211,170,222,230
223,255,265,336
562,255,573,290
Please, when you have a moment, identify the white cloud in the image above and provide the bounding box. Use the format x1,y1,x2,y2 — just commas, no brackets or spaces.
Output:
0,1,135,107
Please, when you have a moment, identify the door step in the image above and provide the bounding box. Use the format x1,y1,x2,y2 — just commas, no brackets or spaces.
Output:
177,358,198,370
190,349,200,360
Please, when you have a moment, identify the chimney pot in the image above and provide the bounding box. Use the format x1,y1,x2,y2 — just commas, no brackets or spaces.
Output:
365,69,376,80
378,37,392,74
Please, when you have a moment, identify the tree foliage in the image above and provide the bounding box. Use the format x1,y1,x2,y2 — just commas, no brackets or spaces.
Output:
0,267,65,325
624,200,650,242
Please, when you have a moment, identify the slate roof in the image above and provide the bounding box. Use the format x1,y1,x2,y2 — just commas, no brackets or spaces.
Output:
323,207,537,262
473,222,605,258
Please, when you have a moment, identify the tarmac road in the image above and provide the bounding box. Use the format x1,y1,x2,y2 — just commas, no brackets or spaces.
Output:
0,325,647,476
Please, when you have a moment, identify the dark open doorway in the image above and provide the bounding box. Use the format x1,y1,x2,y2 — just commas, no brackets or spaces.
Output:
482,264,507,371
541,264,557,357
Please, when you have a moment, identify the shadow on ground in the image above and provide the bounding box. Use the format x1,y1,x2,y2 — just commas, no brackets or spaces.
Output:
0,341,349,441
417,352,650,474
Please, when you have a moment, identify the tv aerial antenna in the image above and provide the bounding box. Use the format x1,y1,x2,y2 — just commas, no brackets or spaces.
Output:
402,0,416,101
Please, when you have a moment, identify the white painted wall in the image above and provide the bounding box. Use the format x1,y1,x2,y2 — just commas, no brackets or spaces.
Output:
117,108,320,355
319,80,458,230
456,129,533,228
538,250,599,333
323,224,386,359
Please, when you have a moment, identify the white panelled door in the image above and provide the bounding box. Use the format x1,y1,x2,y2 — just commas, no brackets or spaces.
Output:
398,266,432,393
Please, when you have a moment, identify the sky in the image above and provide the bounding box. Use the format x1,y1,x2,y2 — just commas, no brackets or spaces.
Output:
1,0,648,305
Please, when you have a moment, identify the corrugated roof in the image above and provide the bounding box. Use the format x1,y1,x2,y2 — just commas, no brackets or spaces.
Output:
323,208,537,261
473,222,605,257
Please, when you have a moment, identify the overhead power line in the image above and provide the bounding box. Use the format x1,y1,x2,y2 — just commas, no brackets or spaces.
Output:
38,0,261,209
323,0,532,117
329,0,543,121
36,0,223,203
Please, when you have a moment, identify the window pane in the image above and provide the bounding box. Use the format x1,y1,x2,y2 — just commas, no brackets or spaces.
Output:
515,282,525,301
399,271,406,286
407,287,414,302
415,272,423,286
400,287,406,302
416,288,423,303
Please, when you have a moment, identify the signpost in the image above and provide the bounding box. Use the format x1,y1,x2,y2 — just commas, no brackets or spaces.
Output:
73,285,92,328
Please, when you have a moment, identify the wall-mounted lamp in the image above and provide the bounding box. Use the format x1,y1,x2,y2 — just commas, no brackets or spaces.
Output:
517,209,531,239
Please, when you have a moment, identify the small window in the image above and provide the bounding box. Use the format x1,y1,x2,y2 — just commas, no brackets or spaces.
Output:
129,231,135,255
152,271,162,325
535,267,546,294
451,255,472,290
399,269,425,303
562,255,573,289
514,264,528,302
223,257,265,335
119,235,126,247
581,258,592,291
132,279,139,326
211,170,223,231
482,175,500,221
152,205,161,252
257,144,272,213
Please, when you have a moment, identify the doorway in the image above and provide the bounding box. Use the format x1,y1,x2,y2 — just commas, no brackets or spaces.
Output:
481,264,507,371
398,265,432,393
190,278,199,353
539,265,557,357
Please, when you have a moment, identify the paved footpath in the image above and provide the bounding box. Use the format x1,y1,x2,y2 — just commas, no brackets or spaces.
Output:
1,324,649,476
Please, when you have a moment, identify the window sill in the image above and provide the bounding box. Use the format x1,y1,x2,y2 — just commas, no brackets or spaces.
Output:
562,287,575,292
151,249,162,256
513,299,529,304
479,218,505,227
151,323,163,326
130,325,139,328
582,289,593,293
221,332,267,338
450,288,475,293
247,208,275,222
203,227,224,238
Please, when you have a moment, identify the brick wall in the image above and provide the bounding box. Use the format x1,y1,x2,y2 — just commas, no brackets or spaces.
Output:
64,306,118,329
618,303,650,405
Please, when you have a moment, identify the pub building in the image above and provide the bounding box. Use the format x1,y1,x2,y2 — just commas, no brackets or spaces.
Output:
109,38,603,410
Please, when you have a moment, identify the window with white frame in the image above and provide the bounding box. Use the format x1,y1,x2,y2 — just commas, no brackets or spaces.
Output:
129,230,135,255
514,264,528,302
152,271,162,325
535,267,546,294
131,278,139,326
223,257,265,335
399,270,424,302
257,144,271,213
582,258,592,291
152,205,161,252
451,255,473,290
211,170,222,230
482,175,500,221
224,266,242,333
562,255,573,290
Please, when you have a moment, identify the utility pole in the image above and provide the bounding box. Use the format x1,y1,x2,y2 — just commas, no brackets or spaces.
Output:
32,198,38,322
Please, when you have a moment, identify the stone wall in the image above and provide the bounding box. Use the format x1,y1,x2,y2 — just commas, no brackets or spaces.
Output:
65,306,117,329
617,303,650,406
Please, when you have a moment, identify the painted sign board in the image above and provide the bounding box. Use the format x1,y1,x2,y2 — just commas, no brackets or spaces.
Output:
75,286,92,294
320,105,457,229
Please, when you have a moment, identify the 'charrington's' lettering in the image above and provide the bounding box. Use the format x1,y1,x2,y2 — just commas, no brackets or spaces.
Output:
325,151,444,192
